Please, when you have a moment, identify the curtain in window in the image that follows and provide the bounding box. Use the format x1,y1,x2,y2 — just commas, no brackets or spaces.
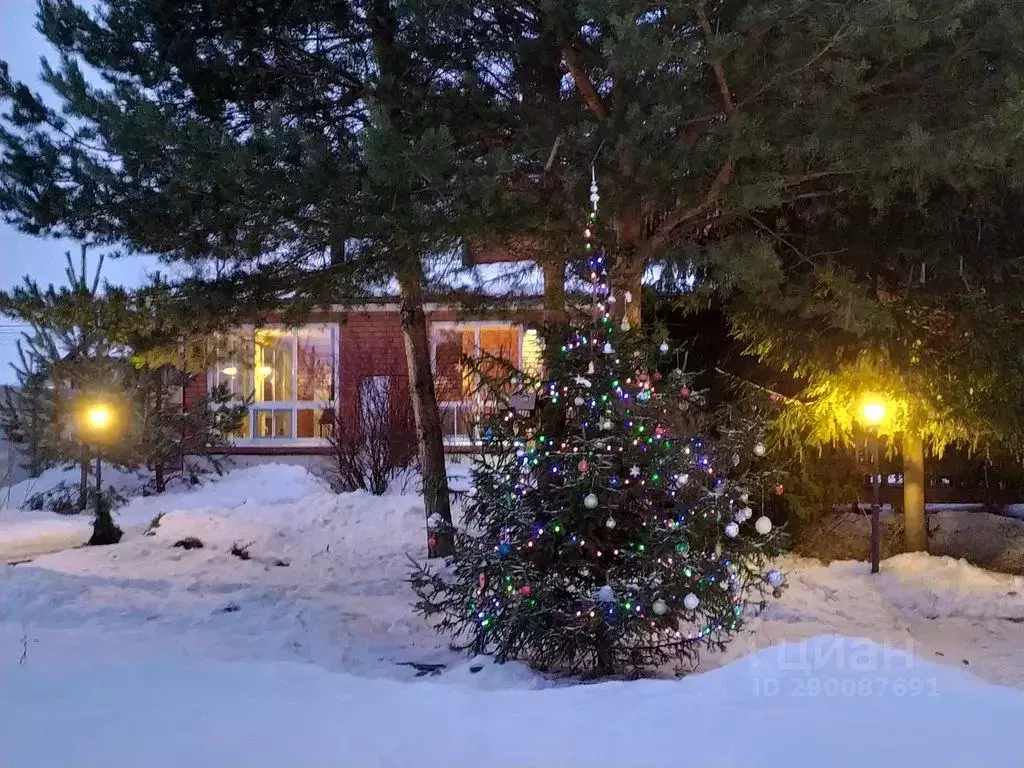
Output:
433,329,475,402
478,327,519,396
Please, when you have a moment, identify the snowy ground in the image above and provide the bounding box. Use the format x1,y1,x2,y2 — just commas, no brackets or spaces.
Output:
2,464,1023,767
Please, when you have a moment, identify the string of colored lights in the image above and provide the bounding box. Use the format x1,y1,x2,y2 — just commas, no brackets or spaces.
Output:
463,167,784,657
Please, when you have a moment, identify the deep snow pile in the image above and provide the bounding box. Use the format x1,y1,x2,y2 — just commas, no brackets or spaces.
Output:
1,464,443,672
2,462,1023,767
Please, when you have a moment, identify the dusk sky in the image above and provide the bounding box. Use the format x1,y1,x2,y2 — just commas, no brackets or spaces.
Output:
0,1,158,382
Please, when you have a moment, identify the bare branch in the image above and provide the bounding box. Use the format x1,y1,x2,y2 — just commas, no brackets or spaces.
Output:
543,133,563,173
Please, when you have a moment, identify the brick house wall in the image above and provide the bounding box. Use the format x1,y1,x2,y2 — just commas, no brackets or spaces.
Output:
184,304,544,456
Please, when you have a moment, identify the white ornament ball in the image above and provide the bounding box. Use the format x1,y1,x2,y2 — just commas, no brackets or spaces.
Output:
719,580,730,591
725,521,739,538
601,419,613,431
597,585,615,603
752,442,766,457
584,493,599,509
426,513,443,530
652,598,668,615
739,492,749,504
766,568,784,588
603,342,614,354
574,396,585,406
755,515,773,535
659,341,670,353
682,592,700,611
736,506,752,522
605,516,617,530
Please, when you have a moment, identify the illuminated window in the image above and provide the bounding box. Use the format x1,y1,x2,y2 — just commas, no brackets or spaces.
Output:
430,324,523,443
209,324,338,443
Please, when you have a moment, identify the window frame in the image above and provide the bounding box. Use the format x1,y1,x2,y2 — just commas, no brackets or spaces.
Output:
430,321,524,446
208,323,340,447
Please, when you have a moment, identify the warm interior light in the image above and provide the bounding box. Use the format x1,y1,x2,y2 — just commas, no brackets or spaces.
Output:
221,365,238,377
861,399,886,426
85,404,113,431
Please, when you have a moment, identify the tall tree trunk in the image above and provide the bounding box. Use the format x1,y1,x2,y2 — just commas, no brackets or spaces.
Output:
542,258,567,322
396,256,454,558
903,431,927,552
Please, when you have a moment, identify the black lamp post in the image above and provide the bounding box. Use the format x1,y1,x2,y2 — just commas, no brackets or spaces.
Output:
77,400,123,545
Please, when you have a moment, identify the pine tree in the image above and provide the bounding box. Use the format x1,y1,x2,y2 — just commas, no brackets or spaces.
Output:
412,188,785,677
128,366,247,494
1,337,59,478
0,249,131,514
1,247,247,535
454,1,1024,332
0,0,514,556
717,188,1024,551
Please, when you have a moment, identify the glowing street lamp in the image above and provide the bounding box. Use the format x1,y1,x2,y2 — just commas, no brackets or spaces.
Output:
857,394,887,574
75,397,122,545
861,399,886,427
84,403,114,432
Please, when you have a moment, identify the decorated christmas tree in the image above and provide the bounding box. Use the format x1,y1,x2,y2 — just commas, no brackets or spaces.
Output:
412,176,786,677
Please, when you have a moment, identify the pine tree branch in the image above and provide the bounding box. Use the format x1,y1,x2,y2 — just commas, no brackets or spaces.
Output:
638,4,739,262
713,367,810,406
637,159,733,263
694,2,736,120
737,25,849,110
543,133,563,173
561,43,608,120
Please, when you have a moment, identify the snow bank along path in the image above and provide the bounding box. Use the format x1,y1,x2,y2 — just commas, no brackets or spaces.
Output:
2,464,1023,766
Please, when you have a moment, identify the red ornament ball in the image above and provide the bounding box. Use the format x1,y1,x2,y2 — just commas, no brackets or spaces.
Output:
769,392,781,405
679,387,691,399
427,536,438,549
520,585,532,597
774,484,785,496
578,459,589,472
